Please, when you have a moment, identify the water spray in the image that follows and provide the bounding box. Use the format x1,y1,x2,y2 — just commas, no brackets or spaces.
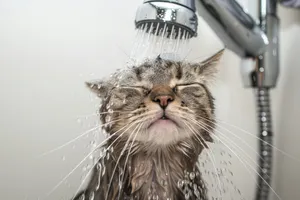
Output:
133,0,297,199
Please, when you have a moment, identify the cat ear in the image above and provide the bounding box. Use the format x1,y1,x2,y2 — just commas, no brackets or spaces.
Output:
195,48,225,81
85,80,109,98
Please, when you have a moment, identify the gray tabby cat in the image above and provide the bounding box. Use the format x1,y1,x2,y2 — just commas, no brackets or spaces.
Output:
73,49,224,200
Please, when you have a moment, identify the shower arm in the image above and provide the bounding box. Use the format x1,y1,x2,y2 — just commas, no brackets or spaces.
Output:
195,0,279,89
135,0,280,200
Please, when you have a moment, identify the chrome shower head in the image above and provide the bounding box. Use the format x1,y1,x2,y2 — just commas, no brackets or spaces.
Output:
135,0,198,39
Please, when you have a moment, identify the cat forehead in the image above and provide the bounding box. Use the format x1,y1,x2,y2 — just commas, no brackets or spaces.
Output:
115,61,197,86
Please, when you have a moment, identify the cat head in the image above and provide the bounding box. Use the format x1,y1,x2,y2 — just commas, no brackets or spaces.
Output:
86,49,224,151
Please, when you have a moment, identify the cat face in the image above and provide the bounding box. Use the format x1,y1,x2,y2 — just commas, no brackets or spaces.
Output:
86,50,224,148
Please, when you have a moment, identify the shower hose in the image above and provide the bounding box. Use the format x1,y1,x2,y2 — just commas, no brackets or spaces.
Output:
255,88,273,200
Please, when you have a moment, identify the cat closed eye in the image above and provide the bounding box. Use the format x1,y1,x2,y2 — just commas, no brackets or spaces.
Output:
174,83,203,91
176,84,204,98
170,84,198,93
117,86,151,97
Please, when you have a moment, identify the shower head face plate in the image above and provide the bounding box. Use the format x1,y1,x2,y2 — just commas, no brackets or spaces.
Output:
135,1,198,39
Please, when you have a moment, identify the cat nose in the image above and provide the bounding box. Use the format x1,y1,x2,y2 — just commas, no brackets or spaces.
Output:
152,95,174,109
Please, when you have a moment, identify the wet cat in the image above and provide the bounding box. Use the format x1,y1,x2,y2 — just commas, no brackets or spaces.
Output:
73,49,224,200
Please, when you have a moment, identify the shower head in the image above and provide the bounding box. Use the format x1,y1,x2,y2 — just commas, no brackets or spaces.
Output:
134,0,198,39
134,0,270,58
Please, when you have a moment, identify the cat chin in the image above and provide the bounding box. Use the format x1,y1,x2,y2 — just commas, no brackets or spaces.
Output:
135,122,192,146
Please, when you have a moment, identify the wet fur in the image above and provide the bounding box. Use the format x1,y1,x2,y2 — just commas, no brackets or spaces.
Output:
73,50,224,200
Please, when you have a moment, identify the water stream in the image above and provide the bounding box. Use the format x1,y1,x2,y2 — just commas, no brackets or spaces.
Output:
129,24,191,66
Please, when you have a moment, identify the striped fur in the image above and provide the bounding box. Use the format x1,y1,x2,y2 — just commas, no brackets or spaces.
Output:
74,49,224,200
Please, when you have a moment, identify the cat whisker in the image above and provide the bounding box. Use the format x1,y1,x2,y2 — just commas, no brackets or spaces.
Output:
118,122,144,200
199,114,300,163
214,117,300,162
217,129,272,180
166,110,196,158
211,133,283,200
70,121,142,200
38,118,125,158
105,118,147,152
177,125,192,158
189,119,282,200
38,125,100,158
182,120,223,197
191,117,273,184
76,107,154,120
178,112,258,196
105,111,158,150
42,110,155,159
176,124,189,157
189,119,263,194
105,122,142,200
173,105,300,163
195,115,272,170
75,110,129,119
46,121,140,198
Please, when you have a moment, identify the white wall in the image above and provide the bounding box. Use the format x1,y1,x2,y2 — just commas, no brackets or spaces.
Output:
0,0,299,199
272,6,300,200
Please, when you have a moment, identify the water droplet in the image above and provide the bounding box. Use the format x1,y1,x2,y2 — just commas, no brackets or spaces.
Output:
89,191,94,200
62,156,66,161
79,193,85,200
86,164,91,170
105,115,111,123
184,192,190,199
96,174,101,191
177,180,184,188
108,109,113,114
189,172,195,180
106,152,110,160
101,166,106,177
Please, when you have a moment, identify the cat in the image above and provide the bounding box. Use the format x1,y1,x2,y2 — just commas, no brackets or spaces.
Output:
73,49,224,200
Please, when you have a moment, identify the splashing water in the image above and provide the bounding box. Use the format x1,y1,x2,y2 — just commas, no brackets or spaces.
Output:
70,23,247,200
129,23,192,66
